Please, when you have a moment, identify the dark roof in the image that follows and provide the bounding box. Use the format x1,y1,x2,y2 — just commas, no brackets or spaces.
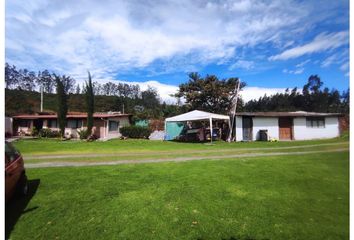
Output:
235,111,343,117
12,112,131,119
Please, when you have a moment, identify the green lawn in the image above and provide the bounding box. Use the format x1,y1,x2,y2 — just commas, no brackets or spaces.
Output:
14,136,349,156
7,151,349,240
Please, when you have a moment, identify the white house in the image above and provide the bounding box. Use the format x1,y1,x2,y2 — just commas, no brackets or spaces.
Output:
235,111,343,141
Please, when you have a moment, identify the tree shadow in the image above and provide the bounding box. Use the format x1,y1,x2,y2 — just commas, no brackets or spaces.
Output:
5,179,40,240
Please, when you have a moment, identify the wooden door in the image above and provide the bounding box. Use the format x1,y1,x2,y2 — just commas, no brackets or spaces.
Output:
279,117,293,140
242,117,253,141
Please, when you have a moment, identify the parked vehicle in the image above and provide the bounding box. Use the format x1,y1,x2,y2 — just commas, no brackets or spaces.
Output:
5,141,28,202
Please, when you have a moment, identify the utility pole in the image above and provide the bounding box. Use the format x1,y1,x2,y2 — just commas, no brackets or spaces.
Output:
122,103,125,114
40,86,44,112
227,80,241,142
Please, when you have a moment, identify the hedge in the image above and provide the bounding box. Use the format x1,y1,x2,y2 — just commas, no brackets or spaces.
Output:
120,126,152,139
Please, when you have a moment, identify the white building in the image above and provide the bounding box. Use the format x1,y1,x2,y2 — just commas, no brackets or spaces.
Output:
235,111,343,141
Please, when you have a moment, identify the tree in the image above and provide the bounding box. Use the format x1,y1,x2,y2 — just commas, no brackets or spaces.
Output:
19,69,36,91
75,84,81,94
55,75,68,138
85,71,95,135
5,63,20,89
37,70,54,93
175,72,246,114
60,75,76,94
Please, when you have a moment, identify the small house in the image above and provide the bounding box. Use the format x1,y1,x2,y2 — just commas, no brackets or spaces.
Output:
12,112,131,140
235,111,343,141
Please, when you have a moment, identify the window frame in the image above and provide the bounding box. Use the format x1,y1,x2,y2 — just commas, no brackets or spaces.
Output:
67,119,83,129
108,120,119,132
19,119,30,128
306,117,325,128
48,119,58,128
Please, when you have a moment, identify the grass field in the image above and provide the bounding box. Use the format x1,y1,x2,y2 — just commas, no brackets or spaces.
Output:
6,144,349,239
14,136,349,156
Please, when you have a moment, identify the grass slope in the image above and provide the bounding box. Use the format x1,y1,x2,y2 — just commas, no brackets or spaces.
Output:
7,151,349,240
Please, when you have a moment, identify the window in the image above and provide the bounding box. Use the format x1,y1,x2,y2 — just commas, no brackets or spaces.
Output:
19,120,30,128
48,119,58,128
306,117,325,128
108,120,119,132
67,119,83,128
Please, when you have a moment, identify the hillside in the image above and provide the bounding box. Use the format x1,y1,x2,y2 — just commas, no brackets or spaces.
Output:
5,89,124,116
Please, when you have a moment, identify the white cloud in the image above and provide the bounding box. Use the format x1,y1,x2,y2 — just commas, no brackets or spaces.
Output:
282,68,304,75
240,87,287,102
229,60,255,70
269,31,349,60
340,62,349,71
321,50,349,70
5,0,322,78
295,59,310,68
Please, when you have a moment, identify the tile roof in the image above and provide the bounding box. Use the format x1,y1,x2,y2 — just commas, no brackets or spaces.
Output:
12,112,131,119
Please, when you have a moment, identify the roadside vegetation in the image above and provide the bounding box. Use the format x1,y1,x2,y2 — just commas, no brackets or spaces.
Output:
7,151,349,239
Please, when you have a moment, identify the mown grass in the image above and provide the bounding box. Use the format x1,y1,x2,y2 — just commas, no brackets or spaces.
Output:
7,151,349,240
23,141,349,163
14,136,349,156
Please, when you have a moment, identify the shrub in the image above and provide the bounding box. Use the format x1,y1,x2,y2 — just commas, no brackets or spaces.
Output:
30,127,38,136
120,126,152,139
77,128,90,140
39,128,61,138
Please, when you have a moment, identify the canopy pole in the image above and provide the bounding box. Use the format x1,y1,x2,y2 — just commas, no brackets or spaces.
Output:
164,121,167,140
209,117,213,144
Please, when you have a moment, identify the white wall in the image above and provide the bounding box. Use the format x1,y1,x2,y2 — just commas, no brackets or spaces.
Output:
235,116,279,141
252,117,279,141
293,117,339,140
235,116,243,141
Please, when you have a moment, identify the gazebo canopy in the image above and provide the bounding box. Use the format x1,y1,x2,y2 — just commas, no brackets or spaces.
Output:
165,110,229,122
165,110,230,143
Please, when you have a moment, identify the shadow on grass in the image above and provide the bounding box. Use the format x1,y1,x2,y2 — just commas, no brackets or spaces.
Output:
5,179,40,240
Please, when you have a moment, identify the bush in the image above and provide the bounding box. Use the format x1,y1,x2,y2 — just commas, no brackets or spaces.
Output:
120,126,152,139
39,128,60,138
77,129,90,140
30,127,38,136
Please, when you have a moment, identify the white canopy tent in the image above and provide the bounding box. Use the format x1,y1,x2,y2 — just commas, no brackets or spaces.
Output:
165,110,230,143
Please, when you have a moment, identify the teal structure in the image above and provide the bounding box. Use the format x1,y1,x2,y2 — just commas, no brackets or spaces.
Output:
135,119,149,127
165,122,185,140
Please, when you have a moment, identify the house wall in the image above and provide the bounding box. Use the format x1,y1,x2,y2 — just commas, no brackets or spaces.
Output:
235,116,243,141
235,116,340,141
100,116,130,140
5,117,13,135
235,116,279,141
252,117,279,141
293,117,339,140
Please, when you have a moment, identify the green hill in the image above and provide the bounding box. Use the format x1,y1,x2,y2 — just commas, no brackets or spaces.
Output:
5,89,123,116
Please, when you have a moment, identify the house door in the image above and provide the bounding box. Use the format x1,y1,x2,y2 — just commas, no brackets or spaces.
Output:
279,117,293,140
242,117,253,141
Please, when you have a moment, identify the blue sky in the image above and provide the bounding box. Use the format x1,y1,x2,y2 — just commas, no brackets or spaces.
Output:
5,0,349,102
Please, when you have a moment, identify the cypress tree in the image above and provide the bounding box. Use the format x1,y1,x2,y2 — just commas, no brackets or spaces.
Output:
85,71,94,135
55,75,68,138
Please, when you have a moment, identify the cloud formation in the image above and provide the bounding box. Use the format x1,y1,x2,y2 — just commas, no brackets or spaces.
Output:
269,31,349,60
6,0,339,79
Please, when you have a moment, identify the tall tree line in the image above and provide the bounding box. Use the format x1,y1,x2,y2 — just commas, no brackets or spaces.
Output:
244,75,349,114
5,63,76,93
